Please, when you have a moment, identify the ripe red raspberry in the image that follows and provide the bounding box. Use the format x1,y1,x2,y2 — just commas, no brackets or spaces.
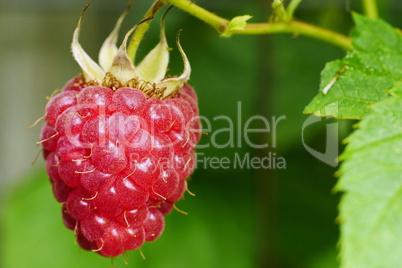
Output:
39,4,201,257
42,79,200,257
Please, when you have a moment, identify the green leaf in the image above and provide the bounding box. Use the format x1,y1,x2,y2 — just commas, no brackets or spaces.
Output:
336,94,402,268
221,15,252,37
304,13,402,119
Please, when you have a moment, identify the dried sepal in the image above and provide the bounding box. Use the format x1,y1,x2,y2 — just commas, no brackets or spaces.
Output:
156,30,191,98
107,25,142,86
70,4,191,99
71,5,105,82
137,8,170,84
99,0,134,71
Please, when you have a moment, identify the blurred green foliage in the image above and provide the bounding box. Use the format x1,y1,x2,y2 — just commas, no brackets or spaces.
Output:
2,0,400,267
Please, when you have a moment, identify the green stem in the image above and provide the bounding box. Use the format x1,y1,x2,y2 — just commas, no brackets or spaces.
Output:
162,0,228,32
127,0,166,62
162,0,352,51
362,0,378,19
239,20,352,51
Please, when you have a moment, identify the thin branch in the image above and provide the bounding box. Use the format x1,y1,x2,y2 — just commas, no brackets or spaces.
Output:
162,0,228,32
162,0,352,51
238,20,352,51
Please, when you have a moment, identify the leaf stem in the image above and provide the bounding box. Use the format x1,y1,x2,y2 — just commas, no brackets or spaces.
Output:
162,0,352,51
362,0,379,19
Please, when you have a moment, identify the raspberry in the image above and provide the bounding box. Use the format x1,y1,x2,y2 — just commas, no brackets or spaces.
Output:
39,4,201,257
41,80,199,256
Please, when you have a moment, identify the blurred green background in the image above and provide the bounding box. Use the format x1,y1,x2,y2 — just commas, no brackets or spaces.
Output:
1,0,401,267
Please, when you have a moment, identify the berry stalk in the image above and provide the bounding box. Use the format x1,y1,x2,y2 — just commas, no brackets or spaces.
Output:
127,0,166,62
